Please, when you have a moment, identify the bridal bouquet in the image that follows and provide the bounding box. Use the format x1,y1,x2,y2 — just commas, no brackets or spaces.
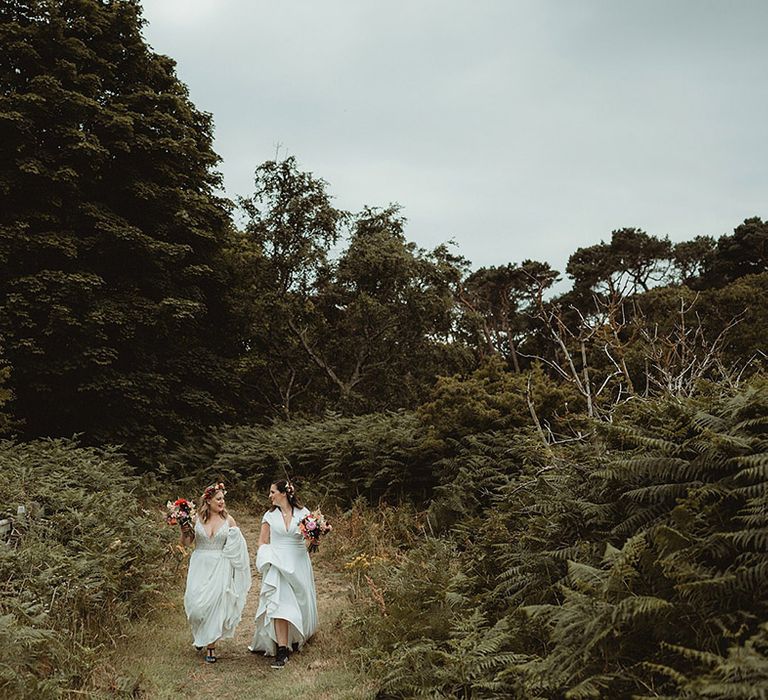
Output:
299,509,332,553
165,498,196,530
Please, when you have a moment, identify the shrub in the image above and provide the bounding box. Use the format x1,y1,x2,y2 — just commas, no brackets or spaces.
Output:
207,411,436,503
0,439,171,697
344,380,768,698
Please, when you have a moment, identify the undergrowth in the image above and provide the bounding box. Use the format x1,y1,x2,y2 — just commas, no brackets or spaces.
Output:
0,439,173,698
339,381,768,698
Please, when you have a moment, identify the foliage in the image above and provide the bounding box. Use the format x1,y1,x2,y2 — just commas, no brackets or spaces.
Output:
417,356,586,445
235,156,344,418
306,205,470,411
566,227,674,298
0,344,12,435
345,380,768,698
238,162,473,416
0,438,171,698
208,410,437,503
700,216,768,288
0,0,243,464
455,259,559,371
632,273,768,382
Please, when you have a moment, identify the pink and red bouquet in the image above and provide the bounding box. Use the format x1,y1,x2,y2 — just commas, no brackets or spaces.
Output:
165,498,196,530
298,509,332,553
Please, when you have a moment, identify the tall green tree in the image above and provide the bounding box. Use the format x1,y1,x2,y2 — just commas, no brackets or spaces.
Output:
297,205,470,410
238,159,471,415
237,157,345,417
566,227,673,299
0,0,243,462
670,235,716,285
457,260,559,371
702,216,768,287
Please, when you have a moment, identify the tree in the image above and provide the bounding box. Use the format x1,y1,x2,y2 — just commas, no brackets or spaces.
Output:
0,0,243,463
237,159,471,415
236,157,346,417
291,205,470,410
457,260,559,371
702,216,768,287
671,235,716,286
566,227,673,298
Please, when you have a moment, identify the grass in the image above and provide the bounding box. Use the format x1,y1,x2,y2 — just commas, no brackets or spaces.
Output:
84,513,375,700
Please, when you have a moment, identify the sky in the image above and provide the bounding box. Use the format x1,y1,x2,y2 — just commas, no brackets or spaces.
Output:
140,0,768,283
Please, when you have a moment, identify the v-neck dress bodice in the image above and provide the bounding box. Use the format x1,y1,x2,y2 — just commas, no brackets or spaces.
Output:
248,507,318,655
194,519,230,551
183,517,251,648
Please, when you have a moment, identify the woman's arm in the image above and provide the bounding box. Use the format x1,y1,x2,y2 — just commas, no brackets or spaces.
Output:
258,522,270,546
180,523,195,547
227,514,238,528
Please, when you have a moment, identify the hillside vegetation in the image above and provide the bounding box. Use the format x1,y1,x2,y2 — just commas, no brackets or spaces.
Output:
1,1,766,697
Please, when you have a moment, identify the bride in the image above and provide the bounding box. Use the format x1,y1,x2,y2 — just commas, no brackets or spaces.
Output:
248,479,319,668
181,482,251,663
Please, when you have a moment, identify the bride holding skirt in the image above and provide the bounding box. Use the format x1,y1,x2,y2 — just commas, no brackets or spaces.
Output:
182,482,251,662
249,479,318,668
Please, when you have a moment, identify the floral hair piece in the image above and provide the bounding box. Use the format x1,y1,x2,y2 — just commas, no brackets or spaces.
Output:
203,482,226,501
284,481,295,495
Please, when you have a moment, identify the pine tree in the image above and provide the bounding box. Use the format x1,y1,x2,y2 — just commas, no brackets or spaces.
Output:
0,0,242,462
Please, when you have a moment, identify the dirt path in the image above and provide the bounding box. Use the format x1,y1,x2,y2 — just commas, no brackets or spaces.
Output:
91,514,373,699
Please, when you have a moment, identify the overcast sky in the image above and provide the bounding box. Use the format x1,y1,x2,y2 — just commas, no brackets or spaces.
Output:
140,0,767,281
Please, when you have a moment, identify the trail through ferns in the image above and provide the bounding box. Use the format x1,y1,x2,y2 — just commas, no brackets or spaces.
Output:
89,513,373,700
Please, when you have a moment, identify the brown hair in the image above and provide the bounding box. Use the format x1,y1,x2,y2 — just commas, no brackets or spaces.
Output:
268,479,303,513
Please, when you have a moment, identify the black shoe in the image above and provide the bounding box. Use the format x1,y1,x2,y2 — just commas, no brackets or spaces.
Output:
271,646,289,669
291,642,300,653
205,647,217,663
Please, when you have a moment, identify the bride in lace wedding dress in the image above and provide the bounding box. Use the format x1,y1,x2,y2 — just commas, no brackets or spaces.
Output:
181,482,251,663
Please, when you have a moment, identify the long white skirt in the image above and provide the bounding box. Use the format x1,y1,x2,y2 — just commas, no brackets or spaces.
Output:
184,525,251,648
248,541,318,655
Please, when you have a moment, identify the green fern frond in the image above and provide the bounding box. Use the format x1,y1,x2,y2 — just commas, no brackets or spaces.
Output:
733,561,768,594
732,482,768,498
611,595,672,627
623,481,694,504
544,543,590,560
640,661,689,685
594,456,689,481
732,452,768,483
662,641,723,666
567,560,608,591
692,411,728,432
725,528,768,551
612,503,668,537
735,496,768,526
676,573,737,603
564,673,619,699
609,425,684,452
731,415,768,431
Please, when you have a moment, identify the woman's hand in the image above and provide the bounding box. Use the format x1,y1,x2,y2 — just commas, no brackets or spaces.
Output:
179,521,194,546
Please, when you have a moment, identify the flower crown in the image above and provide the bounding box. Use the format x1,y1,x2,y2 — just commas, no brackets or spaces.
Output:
284,480,295,496
203,482,226,501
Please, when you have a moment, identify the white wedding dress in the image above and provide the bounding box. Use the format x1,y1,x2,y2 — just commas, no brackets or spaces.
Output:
248,507,319,655
184,519,251,648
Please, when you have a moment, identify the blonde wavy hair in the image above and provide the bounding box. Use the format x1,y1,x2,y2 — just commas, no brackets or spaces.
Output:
197,483,229,524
